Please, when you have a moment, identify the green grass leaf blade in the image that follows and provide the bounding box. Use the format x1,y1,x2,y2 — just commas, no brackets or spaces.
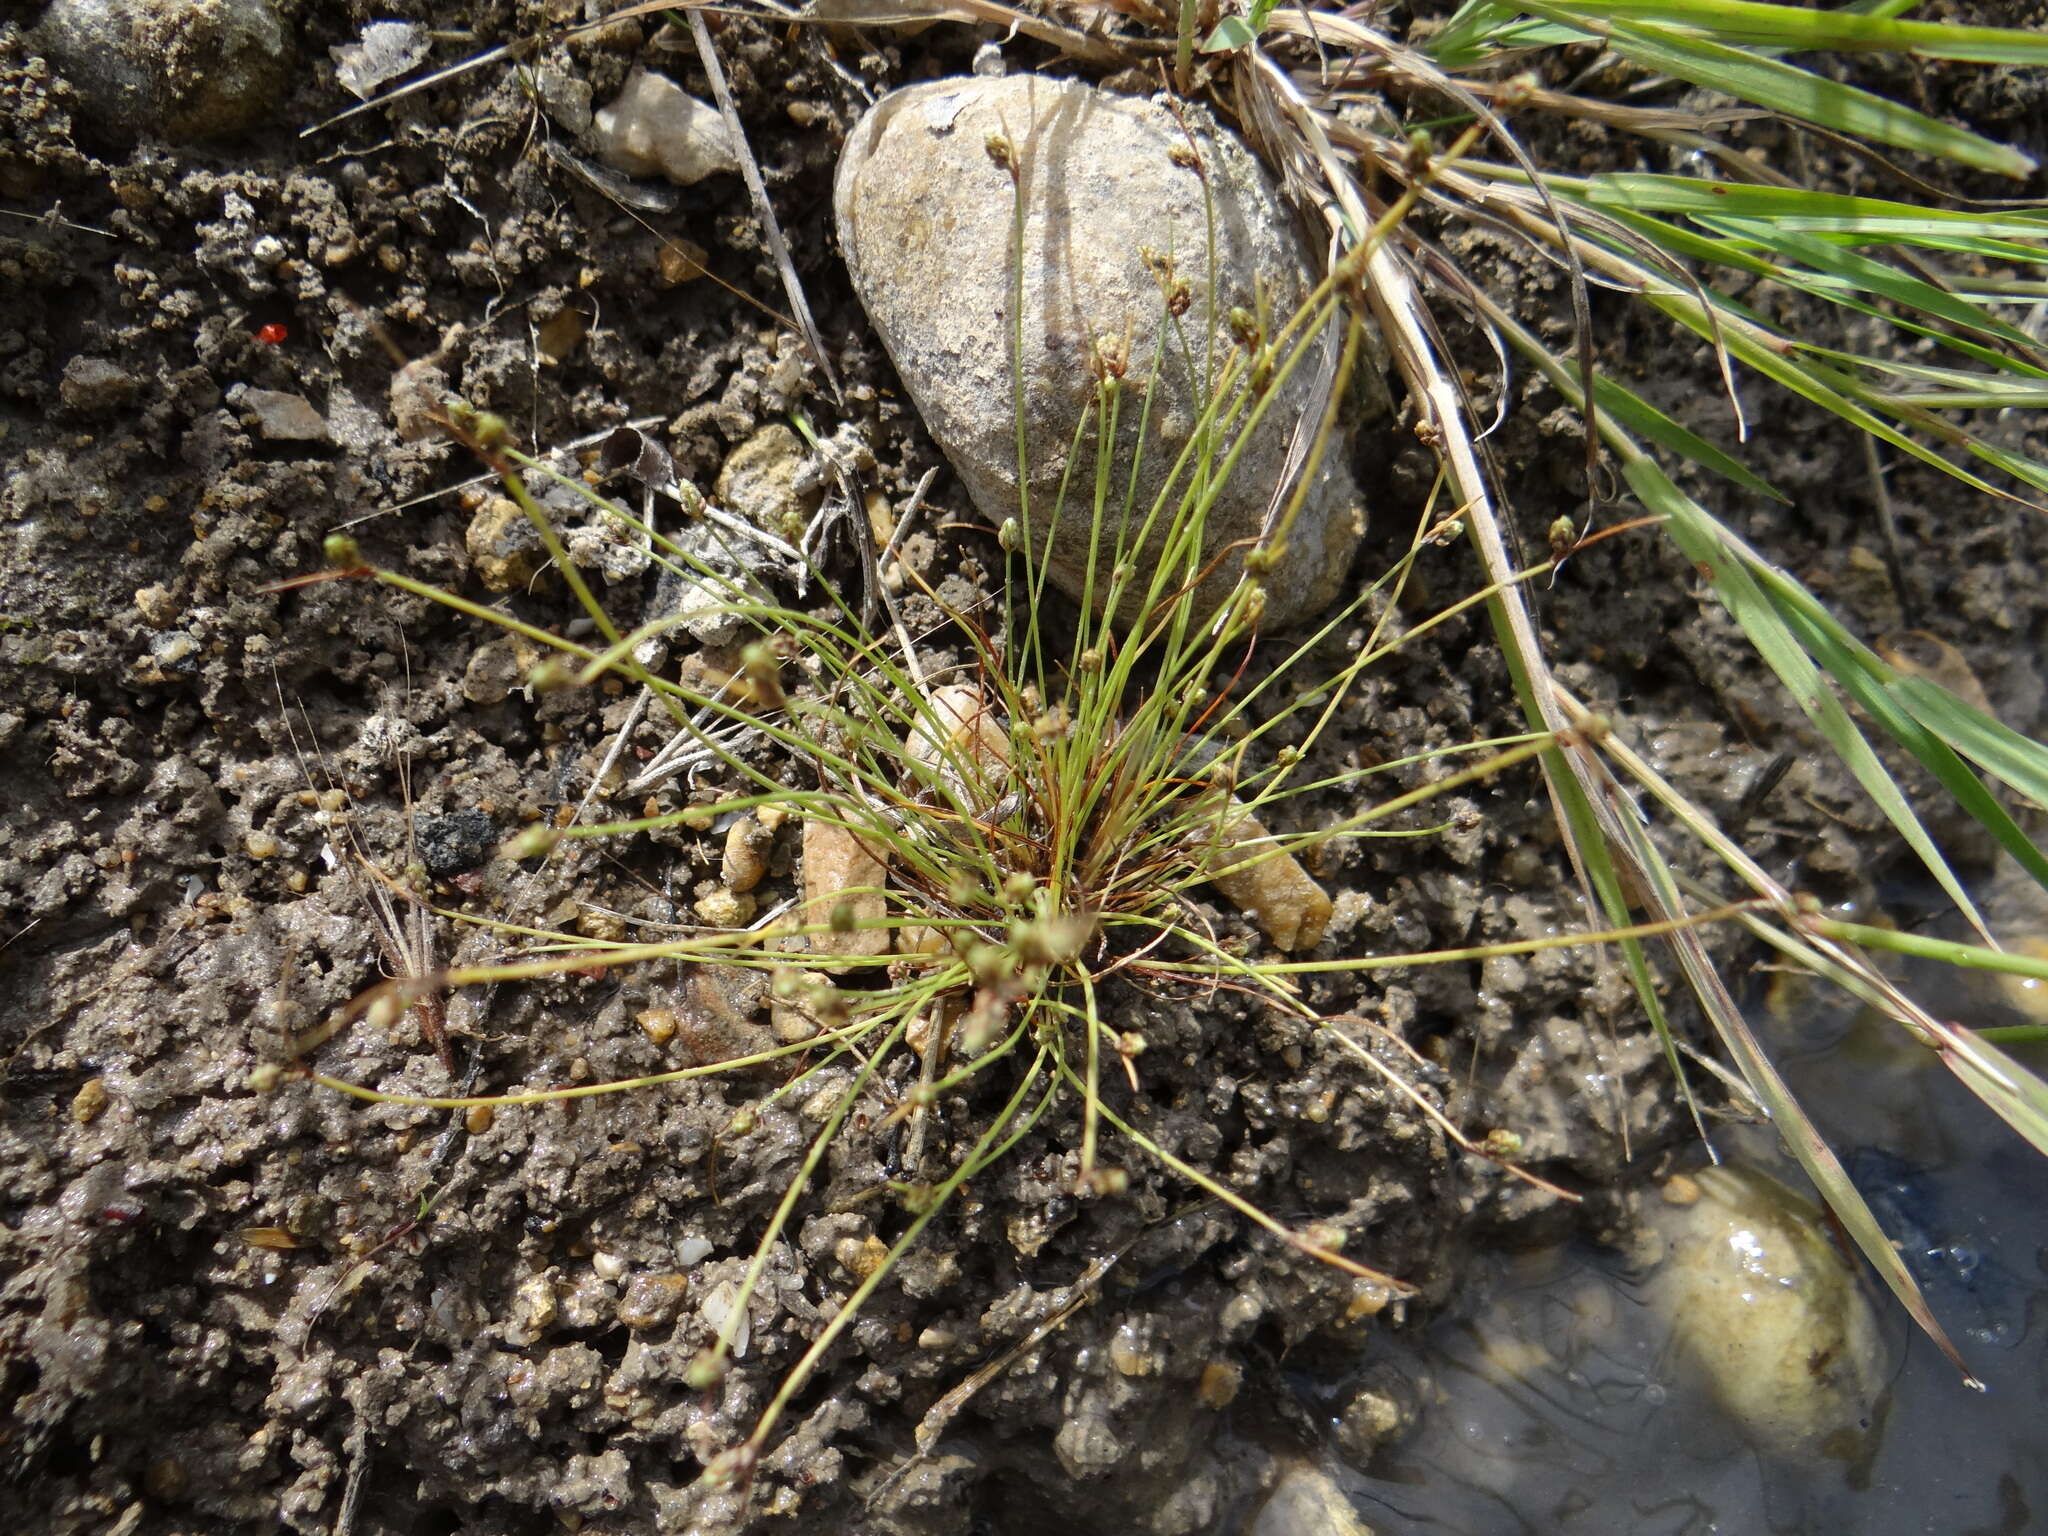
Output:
1199,15,1257,51
1589,373,1784,500
1698,216,2042,352
1584,176,2048,241
1644,295,2028,504
1961,439,2048,496
1538,0,2048,64
1887,673,2048,810
1596,18,2034,177
1587,744,1983,1387
1752,580,2048,896
1430,0,1591,65
1926,1018,2048,1160
1620,456,1995,938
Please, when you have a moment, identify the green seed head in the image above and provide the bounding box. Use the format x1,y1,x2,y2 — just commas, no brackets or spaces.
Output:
684,1349,729,1390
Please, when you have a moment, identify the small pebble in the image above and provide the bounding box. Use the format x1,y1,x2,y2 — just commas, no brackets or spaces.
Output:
699,1279,752,1358
594,69,741,186
513,1272,558,1338
147,630,200,677
617,1272,690,1331
1660,1172,1702,1207
715,423,817,535
330,19,429,101
465,496,547,593
462,637,529,707
802,819,890,958
228,385,332,443
464,1104,494,1135
1250,1462,1376,1536
575,908,627,942
244,831,280,860
417,809,498,876
637,1008,679,1047
1644,1163,1889,1460
1197,1359,1241,1409
591,1250,627,1281
693,887,756,928
1108,1318,1162,1377
721,816,771,894
654,238,708,287
834,1233,888,1281
60,356,140,413
71,1077,109,1125
1342,1278,1392,1320
133,584,178,627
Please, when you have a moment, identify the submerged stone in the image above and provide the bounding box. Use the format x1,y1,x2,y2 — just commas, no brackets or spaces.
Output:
835,75,1365,629
1643,1163,1890,1461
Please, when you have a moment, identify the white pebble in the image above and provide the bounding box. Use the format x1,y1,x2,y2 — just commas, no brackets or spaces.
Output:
595,69,741,187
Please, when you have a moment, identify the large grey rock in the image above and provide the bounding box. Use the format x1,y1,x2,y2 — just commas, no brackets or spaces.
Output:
33,0,294,143
835,75,1364,629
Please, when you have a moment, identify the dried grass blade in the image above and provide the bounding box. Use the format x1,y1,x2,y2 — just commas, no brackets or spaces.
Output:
688,10,843,404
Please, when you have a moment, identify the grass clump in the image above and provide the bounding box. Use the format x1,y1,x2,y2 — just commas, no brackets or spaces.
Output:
261,124,1628,1497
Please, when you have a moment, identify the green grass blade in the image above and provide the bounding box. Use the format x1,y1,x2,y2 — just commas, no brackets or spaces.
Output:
1589,372,1784,500
1961,439,2048,496
1584,176,2048,241
1698,216,2043,353
1886,673,2048,811
1536,0,2048,64
1791,310,2048,380
1566,199,2048,376
1586,745,1983,1387
1751,576,2048,897
1592,18,2035,177
1620,455,1996,940
1930,1022,2048,1159
1431,0,1590,66
1643,294,2030,504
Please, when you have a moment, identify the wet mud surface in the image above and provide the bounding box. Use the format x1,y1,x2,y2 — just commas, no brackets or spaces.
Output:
4,3,2047,1533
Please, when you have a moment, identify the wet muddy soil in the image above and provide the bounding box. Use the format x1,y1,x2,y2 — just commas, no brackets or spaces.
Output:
3,4,2046,1534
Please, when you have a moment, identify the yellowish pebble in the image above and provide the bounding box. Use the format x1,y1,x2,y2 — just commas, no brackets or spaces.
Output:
71,1077,108,1125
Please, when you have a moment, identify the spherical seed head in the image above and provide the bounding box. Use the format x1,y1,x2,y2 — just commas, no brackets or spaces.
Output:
501,825,559,860
702,1444,755,1487
1302,1221,1347,1253
685,1349,729,1390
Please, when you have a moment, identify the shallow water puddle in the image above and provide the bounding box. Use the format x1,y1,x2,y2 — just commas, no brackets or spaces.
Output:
1307,1001,2046,1535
